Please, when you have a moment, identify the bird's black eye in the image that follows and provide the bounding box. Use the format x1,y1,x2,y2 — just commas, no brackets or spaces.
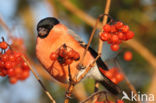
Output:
37,17,59,38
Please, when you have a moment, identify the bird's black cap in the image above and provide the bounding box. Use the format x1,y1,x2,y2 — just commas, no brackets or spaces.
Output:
37,17,59,38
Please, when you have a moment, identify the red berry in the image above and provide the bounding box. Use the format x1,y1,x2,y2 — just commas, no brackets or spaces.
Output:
111,78,118,84
0,61,5,67
1,54,8,62
14,52,22,58
15,67,22,75
116,73,124,82
11,62,16,67
0,41,8,49
104,71,113,79
65,59,73,65
22,62,29,70
20,70,30,80
5,61,13,69
100,32,109,41
73,52,80,61
115,21,124,29
111,35,119,43
0,72,6,77
124,51,133,61
110,44,119,51
9,77,18,84
109,68,118,75
117,32,124,40
110,25,117,33
67,49,75,58
126,31,134,39
103,24,111,32
50,52,58,60
15,56,23,63
7,68,15,77
121,25,129,32
9,55,16,62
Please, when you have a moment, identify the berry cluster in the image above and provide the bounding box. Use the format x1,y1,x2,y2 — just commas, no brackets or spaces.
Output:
95,99,124,103
0,40,30,84
99,67,124,84
50,44,80,65
100,21,134,51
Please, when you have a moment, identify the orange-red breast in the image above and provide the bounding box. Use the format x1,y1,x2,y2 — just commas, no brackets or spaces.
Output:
36,17,121,95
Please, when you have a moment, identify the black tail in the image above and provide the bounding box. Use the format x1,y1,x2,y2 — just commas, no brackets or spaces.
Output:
99,77,122,95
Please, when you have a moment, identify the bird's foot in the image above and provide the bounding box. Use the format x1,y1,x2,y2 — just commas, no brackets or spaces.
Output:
77,63,86,70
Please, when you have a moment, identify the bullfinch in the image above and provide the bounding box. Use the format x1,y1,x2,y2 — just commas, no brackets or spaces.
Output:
36,17,121,95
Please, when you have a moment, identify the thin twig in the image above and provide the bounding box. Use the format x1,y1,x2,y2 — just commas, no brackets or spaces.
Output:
79,16,100,67
79,14,110,68
65,64,77,102
93,0,111,100
22,56,56,103
80,90,107,103
64,84,74,103
64,64,75,103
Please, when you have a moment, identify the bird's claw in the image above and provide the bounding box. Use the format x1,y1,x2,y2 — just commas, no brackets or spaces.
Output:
77,63,86,70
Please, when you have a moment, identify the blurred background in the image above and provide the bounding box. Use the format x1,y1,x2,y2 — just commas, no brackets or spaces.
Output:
0,0,156,103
